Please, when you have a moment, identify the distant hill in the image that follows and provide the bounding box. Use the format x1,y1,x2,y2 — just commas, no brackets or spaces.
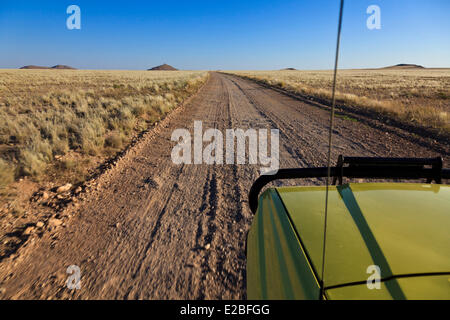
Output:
383,64,425,70
20,65,50,69
20,65,76,70
51,65,76,70
148,64,178,71
281,67,297,71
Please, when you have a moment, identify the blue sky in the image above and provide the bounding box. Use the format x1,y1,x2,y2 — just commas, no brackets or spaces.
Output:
0,0,449,70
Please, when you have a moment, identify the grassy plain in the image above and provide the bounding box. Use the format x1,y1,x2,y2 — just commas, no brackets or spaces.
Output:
0,69,208,188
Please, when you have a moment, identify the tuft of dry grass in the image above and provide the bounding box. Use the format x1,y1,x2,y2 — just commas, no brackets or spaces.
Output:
229,69,450,133
0,158,14,188
0,69,208,188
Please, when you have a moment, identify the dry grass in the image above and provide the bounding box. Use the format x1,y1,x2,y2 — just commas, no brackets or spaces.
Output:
230,69,450,133
0,69,208,188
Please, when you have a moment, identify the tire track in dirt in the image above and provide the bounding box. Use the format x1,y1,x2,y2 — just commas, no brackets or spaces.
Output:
224,73,448,166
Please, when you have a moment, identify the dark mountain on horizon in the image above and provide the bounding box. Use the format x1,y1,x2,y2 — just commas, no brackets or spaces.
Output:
20,65,50,69
20,65,77,70
382,64,425,69
148,64,178,71
51,65,76,70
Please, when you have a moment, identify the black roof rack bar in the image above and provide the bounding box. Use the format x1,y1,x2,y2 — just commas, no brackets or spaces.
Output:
337,156,442,166
333,156,443,185
248,157,449,214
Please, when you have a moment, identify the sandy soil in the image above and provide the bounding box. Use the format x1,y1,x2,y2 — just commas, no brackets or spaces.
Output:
0,72,447,299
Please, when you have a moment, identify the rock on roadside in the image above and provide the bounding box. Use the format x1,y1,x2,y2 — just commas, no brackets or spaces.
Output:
56,183,72,194
48,218,63,227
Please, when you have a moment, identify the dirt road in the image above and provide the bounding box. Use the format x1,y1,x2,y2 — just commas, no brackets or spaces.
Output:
0,72,447,299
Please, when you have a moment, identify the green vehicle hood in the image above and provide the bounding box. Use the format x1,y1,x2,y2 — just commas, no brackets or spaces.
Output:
277,183,450,298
